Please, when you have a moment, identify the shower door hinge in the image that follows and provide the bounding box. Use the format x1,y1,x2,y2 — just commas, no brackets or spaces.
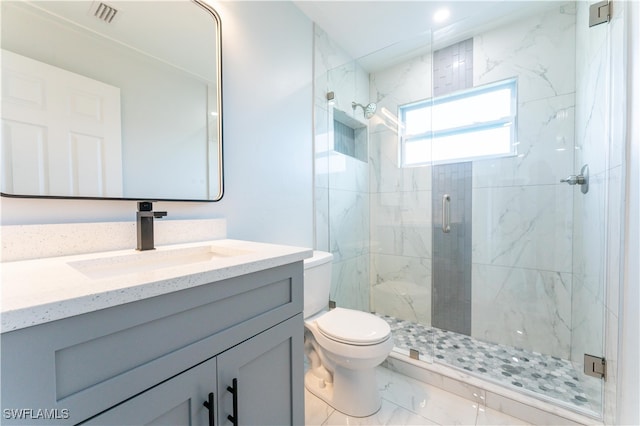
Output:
589,1,611,27
584,354,607,380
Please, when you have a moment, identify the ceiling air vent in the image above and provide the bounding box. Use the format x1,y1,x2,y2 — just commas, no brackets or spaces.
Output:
93,2,118,24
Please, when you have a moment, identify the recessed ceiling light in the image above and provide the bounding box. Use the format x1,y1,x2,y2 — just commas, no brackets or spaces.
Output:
433,8,450,23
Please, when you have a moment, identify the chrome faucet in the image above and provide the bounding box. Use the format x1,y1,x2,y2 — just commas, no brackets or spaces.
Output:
136,201,167,251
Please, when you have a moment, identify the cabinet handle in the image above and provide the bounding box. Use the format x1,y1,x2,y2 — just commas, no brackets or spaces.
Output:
203,392,215,426
226,378,238,426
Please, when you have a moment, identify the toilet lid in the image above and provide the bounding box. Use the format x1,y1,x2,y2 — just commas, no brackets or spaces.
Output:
315,308,391,345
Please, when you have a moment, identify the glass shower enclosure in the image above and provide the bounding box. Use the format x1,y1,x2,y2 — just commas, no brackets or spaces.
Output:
313,1,621,418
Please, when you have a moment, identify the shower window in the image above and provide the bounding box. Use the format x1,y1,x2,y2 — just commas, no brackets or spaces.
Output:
400,77,518,166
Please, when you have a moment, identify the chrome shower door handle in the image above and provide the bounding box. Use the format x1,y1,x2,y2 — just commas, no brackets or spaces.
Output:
560,175,580,185
560,175,586,185
442,194,451,233
560,164,589,194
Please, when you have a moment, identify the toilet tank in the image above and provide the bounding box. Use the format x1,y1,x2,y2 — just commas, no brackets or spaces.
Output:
303,251,333,318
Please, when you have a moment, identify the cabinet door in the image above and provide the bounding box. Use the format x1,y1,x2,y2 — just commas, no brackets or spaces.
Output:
84,357,217,426
217,314,304,426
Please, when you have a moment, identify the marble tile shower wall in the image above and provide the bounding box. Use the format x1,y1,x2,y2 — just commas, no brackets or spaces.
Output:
470,3,576,359
367,3,577,359
314,25,371,311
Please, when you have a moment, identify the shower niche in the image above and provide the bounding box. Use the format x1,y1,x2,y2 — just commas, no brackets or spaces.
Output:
331,108,368,163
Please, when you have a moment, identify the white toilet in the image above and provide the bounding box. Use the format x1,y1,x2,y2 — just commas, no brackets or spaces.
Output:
303,251,394,417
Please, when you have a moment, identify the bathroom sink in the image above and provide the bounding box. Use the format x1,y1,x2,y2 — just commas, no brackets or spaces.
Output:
68,244,251,279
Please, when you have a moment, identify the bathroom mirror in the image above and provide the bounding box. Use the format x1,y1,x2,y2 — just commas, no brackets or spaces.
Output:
1,0,223,201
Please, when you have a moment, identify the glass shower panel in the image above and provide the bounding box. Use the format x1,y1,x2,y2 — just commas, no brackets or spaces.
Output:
569,0,612,415
318,38,372,312
364,32,435,362
313,23,332,255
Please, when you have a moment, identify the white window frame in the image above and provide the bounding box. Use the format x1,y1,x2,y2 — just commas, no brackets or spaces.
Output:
400,77,518,167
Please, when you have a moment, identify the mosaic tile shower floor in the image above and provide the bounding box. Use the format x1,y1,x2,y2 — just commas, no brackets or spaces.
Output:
376,313,601,414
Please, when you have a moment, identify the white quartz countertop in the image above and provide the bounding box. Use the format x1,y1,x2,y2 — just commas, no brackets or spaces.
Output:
1,239,312,333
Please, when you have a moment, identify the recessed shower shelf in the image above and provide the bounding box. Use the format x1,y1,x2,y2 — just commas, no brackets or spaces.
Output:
332,107,369,162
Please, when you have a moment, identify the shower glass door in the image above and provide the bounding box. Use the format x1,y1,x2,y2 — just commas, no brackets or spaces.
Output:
427,0,608,416
364,0,609,416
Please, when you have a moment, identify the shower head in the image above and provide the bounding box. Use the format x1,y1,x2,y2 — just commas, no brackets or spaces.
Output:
352,101,377,119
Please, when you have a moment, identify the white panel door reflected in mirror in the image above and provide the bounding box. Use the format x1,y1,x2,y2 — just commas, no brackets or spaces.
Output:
2,50,123,197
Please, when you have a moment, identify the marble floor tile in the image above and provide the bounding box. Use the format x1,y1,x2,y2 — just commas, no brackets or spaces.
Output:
304,366,535,426
376,366,480,425
322,398,438,426
476,406,533,425
305,388,334,425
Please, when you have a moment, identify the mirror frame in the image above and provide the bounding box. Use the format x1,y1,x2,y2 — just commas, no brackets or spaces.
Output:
0,0,224,202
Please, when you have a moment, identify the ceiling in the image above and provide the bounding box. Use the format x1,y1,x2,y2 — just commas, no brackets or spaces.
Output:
293,1,563,71
24,1,218,81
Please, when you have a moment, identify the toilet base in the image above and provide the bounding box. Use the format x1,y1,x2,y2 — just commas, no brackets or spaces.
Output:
304,366,382,417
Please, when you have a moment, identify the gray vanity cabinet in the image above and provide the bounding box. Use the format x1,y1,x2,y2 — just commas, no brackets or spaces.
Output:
86,315,302,426
1,262,304,426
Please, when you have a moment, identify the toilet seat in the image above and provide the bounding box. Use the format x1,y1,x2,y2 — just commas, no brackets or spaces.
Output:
315,308,391,346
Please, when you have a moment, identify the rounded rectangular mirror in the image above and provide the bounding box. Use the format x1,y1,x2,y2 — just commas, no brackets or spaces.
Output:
1,0,223,201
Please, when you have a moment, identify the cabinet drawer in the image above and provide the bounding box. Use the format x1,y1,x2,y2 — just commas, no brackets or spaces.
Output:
1,262,303,425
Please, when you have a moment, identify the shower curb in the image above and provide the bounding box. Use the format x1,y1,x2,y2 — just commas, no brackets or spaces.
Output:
383,351,604,426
